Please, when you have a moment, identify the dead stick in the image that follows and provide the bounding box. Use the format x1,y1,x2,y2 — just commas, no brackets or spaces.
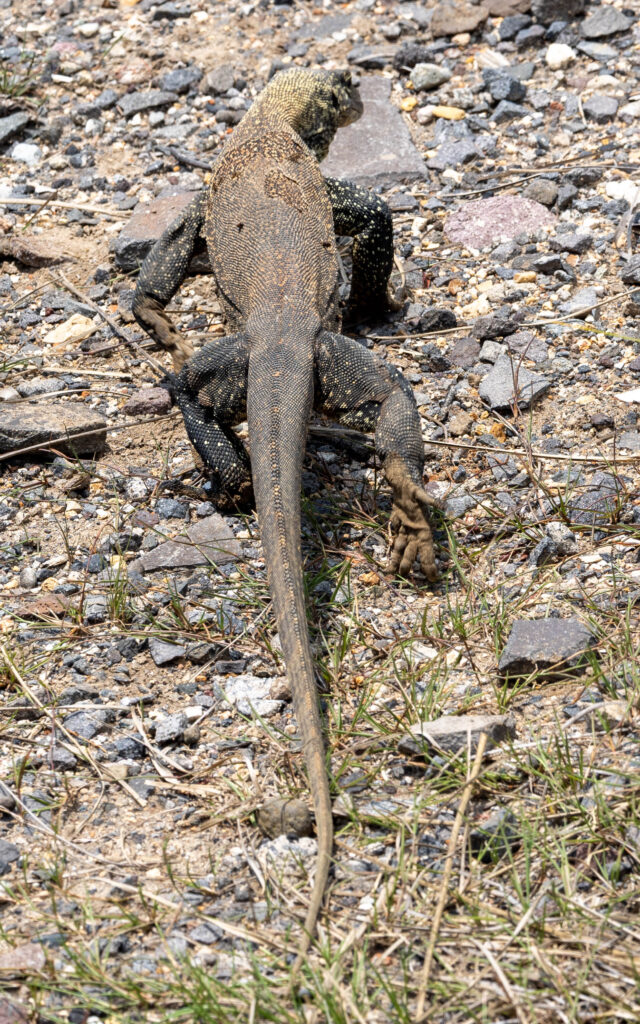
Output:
0,197,123,219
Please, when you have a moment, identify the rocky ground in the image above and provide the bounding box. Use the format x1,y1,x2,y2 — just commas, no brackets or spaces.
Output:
1,0,640,1020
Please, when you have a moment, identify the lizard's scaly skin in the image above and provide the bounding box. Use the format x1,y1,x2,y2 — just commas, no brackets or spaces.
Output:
133,69,440,970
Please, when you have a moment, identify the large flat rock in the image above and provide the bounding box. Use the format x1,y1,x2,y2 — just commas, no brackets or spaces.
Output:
111,188,201,271
0,402,106,457
130,513,241,572
322,76,427,188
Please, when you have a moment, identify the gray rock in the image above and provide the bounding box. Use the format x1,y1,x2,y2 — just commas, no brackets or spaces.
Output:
448,336,481,368
16,377,61,398
112,189,201,271
130,514,240,573
577,41,618,60
160,66,202,94
220,674,284,719
0,403,106,457
492,100,528,124
398,713,516,757
483,68,526,103
0,112,30,146
445,195,555,250
568,473,624,526
83,595,108,624
190,922,223,944
498,13,530,39
427,139,478,170
479,339,505,363
556,182,578,209
531,0,584,23
155,498,188,520
479,353,550,410
470,808,520,860
200,64,236,95
47,747,78,771
550,230,593,254
410,63,452,91
322,76,427,187
581,7,631,39
117,90,178,118
149,638,187,666
152,3,191,20
0,839,20,876
621,255,640,285
545,520,578,554
582,94,618,123
122,387,172,416
430,0,488,36
558,286,598,318
515,25,545,47
523,179,558,206
617,431,640,452
505,331,548,363
498,618,596,678
63,709,112,740
155,712,189,745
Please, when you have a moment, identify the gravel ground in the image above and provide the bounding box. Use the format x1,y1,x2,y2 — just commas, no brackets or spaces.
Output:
1,0,640,1021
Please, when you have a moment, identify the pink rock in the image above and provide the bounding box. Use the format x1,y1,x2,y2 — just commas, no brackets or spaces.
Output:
444,195,556,250
122,387,172,417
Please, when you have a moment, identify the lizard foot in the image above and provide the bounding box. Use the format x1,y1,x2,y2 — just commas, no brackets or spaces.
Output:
385,460,442,582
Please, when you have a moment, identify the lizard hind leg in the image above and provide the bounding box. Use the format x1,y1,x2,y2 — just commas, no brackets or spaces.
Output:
168,333,253,508
315,330,441,581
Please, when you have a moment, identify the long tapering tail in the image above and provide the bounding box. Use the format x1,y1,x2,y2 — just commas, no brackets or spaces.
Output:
246,318,332,972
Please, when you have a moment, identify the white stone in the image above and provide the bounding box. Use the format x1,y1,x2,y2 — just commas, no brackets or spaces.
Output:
77,22,100,37
620,100,640,118
546,43,575,70
11,143,42,166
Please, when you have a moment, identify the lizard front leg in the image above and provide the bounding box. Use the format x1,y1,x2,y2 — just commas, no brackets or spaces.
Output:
323,177,400,322
315,330,441,581
133,191,208,372
162,333,253,508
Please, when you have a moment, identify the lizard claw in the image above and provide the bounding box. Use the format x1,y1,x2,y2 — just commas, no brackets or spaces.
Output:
385,462,442,582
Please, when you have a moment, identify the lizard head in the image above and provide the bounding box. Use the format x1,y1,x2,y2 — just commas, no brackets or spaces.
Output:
253,68,364,163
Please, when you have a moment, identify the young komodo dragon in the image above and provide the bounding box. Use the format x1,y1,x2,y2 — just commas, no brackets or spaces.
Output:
133,68,440,968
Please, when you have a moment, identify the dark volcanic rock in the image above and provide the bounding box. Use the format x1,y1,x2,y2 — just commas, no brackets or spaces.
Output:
498,618,596,678
0,403,106,457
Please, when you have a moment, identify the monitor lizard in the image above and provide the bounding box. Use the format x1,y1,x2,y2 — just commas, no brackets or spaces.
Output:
131,67,440,972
